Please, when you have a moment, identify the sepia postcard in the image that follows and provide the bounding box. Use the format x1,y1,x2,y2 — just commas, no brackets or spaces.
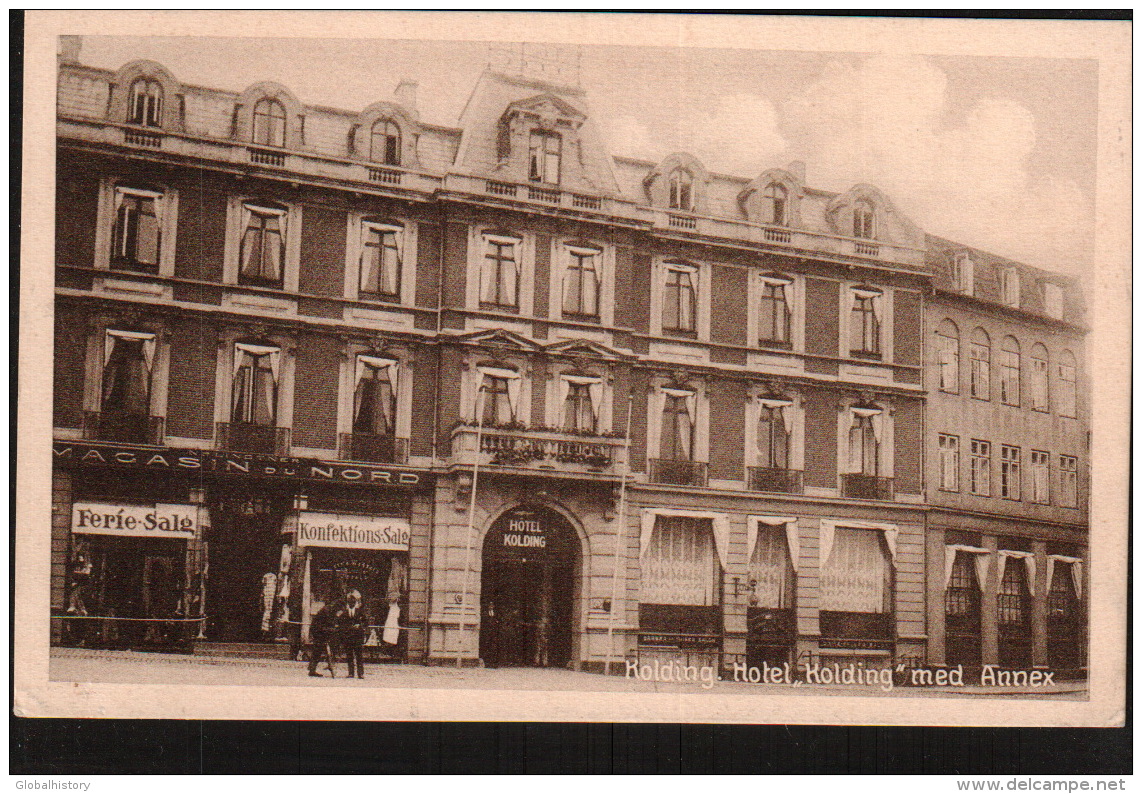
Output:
15,11,1130,725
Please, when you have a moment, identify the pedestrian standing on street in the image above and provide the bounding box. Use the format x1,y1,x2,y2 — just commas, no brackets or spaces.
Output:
307,600,337,678
337,590,368,679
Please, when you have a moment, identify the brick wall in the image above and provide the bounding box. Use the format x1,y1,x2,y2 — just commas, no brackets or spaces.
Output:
708,377,746,480
533,234,550,317
174,186,227,284
55,170,99,268
625,252,652,334
53,304,87,428
624,367,648,473
710,265,747,346
415,221,442,309
409,345,438,457
803,389,837,489
805,277,839,375
893,398,923,494
893,289,922,367
436,346,464,454
165,319,218,439
291,333,340,450
442,222,469,308
298,204,347,297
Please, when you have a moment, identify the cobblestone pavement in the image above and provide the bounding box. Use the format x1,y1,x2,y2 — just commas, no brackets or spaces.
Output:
49,648,1086,699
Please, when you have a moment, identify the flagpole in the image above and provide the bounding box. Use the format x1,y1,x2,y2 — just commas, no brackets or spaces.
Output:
605,391,635,676
458,386,486,668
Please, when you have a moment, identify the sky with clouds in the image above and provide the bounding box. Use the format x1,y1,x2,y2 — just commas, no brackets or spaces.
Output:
79,36,1097,276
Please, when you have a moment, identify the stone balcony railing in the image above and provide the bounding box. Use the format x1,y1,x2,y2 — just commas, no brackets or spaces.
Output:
448,423,627,477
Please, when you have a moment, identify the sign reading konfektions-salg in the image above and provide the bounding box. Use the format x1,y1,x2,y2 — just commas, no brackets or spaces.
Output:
297,512,412,551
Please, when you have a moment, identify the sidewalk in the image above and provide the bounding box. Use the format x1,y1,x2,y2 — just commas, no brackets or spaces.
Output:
48,647,1087,699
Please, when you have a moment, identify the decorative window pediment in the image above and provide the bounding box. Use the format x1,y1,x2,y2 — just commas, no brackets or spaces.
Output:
644,153,709,213
109,60,183,131
351,101,421,168
235,81,304,149
739,168,804,226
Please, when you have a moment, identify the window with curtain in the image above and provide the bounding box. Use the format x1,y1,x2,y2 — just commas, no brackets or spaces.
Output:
853,198,875,239
757,404,789,469
561,378,598,433
970,439,991,496
847,411,879,476
749,525,792,609
1030,450,1050,504
936,320,960,392
660,390,694,461
758,277,792,347
353,358,396,436
1059,455,1078,507
480,237,519,309
970,328,991,399
480,373,516,426
252,97,287,147
668,170,693,211
111,187,163,272
127,78,163,127
1000,444,1021,500
999,336,1021,406
938,433,960,491
820,527,891,614
944,550,981,622
998,557,1030,629
1030,345,1050,411
101,332,154,415
528,130,561,184
231,344,279,426
663,264,697,333
1047,560,1080,621
1056,351,1077,417
763,182,787,225
359,222,402,300
370,119,401,166
562,247,600,319
239,203,287,287
641,516,717,606
849,287,881,358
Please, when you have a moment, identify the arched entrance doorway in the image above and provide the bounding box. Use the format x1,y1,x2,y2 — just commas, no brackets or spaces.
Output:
479,505,580,668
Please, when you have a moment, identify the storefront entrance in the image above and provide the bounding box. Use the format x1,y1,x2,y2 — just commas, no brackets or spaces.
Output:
479,506,579,668
206,501,289,642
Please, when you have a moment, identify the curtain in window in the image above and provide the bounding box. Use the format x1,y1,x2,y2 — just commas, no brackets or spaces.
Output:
996,550,1037,597
240,204,286,283
558,374,601,432
747,518,796,609
359,223,401,297
1046,555,1083,600
480,238,518,307
128,79,163,126
758,275,792,344
820,527,891,613
232,343,281,426
849,286,881,354
847,407,882,475
476,365,521,424
757,397,793,468
562,247,600,317
102,330,157,412
252,99,286,147
113,187,164,267
640,516,717,606
663,267,697,331
660,386,696,460
762,183,787,226
353,355,399,434
943,545,990,590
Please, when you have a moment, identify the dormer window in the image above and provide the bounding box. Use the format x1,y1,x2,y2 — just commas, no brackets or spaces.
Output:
952,251,975,294
763,182,788,226
252,97,287,147
127,78,163,127
1043,282,1064,319
1001,267,1020,308
528,130,561,184
853,198,875,239
669,170,694,211
371,119,401,166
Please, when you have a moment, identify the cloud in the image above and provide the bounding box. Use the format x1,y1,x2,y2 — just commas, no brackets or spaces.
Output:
602,115,660,162
779,54,1091,274
686,94,787,175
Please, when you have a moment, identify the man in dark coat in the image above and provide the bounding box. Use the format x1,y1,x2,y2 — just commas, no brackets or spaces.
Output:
307,600,337,677
337,590,369,679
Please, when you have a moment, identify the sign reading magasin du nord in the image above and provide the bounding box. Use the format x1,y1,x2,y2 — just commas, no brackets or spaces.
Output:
52,441,424,486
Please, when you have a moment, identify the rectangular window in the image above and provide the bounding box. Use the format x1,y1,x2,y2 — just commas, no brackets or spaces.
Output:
750,525,793,609
970,340,990,400
757,405,789,469
111,187,163,272
938,434,960,491
1001,267,1020,307
528,130,561,184
101,331,155,417
660,391,694,461
480,374,516,426
1030,450,1050,504
1059,455,1078,507
1000,347,1020,406
562,380,597,434
663,264,697,334
231,345,279,426
353,359,396,436
641,516,717,606
953,252,974,294
998,558,1029,628
1031,355,1049,411
480,238,519,309
239,203,286,287
758,279,792,348
1043,283,1064,319
849,288,882,358
820,527,890,614
1000,445,1021,500
939,333,959,393
847,413,879,476
562,247,600,319
359,223,402,300
970,439,991,496
1057,360,1077,417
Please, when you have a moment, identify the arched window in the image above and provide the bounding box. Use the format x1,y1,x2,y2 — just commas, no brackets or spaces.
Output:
370,119,401,166
999,336,1021,406
1030,343,1050,411
252,97,287,147
935,319,960,393
853,198,875,239
127,78,163,127
763,182,788,226
669,170,694,211
1057,350,1077,417
969,327,991,400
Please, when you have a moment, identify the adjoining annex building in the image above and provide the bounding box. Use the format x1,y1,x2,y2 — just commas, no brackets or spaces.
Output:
50,39,1089,680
